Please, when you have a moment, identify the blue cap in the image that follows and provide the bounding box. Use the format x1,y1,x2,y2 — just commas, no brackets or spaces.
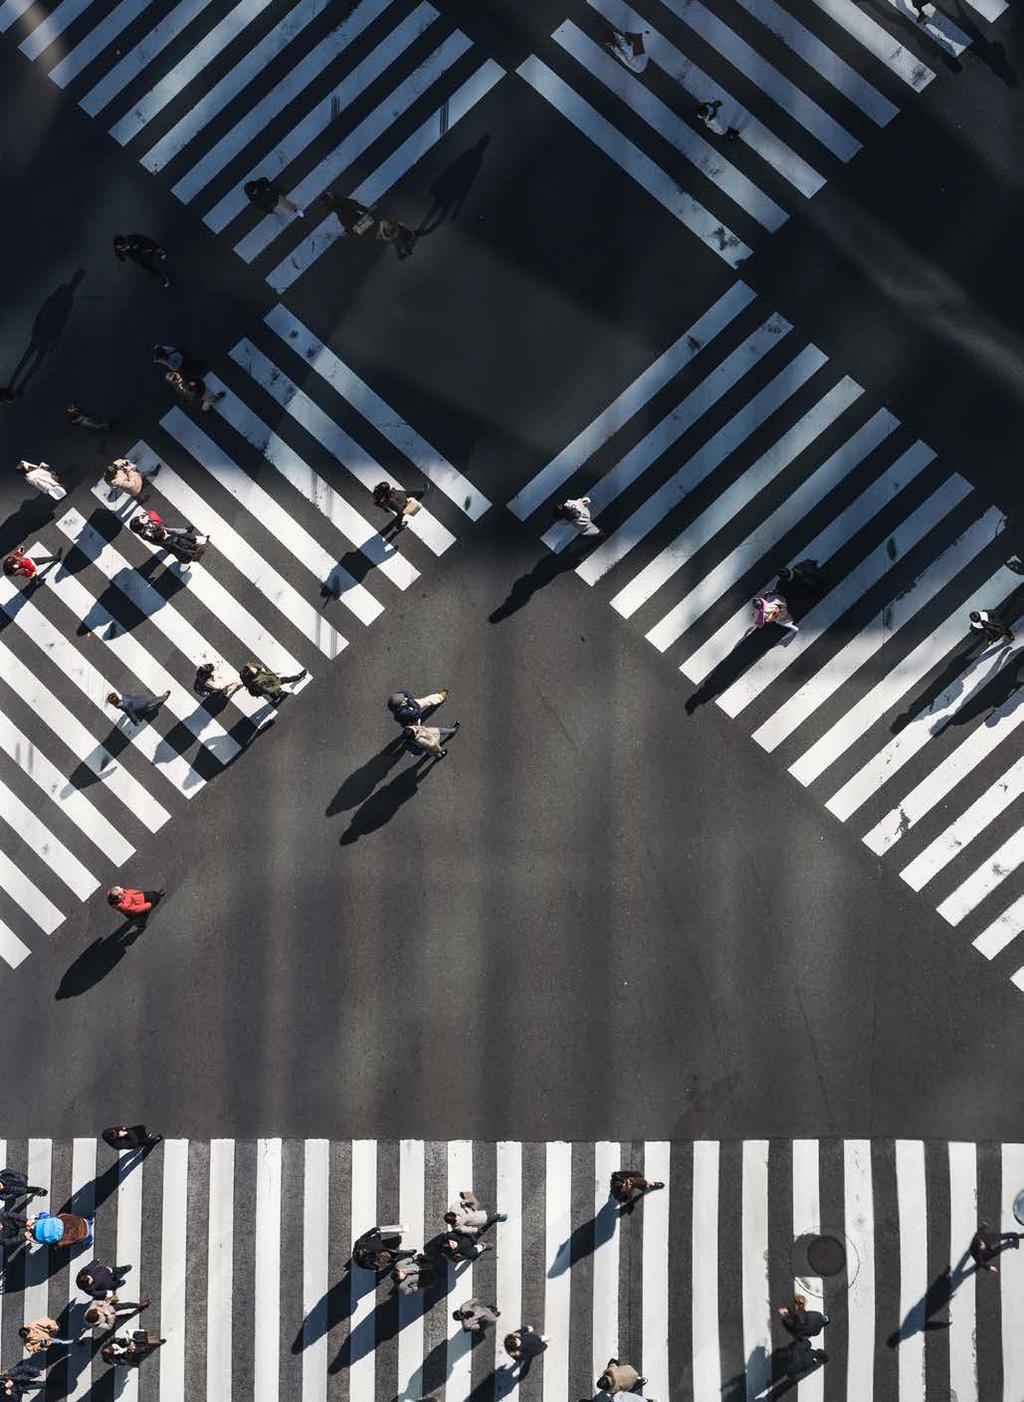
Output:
33,1216,63,1244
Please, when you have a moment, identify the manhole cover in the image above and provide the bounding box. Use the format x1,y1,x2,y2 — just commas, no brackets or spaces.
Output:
807,1235,846,1275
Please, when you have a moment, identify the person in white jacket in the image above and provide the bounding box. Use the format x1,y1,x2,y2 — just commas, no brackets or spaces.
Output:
15,460,65,499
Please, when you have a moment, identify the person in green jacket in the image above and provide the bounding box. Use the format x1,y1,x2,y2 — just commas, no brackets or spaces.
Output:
239,663,307,704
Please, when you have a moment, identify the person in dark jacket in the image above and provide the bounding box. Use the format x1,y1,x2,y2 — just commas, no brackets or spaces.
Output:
0,1211,28,1248
77,1259,127,1297
0,1170,46,1206
609,1170,664,1212
321,192,376,235
387,689,447,725
101,1126,163,1152
777,1293,828,1339
970,1223,1022,1273
352,1226,413,1273
439,1230,493,1264
372,481,428,538
777,1338,828,1381
106,887,164,919
239,663,307,703
244,178,303,218
0,1359,44,1394
107,690,171,725
100,1332,165,1366
112,235,169,288
968,609,1014,646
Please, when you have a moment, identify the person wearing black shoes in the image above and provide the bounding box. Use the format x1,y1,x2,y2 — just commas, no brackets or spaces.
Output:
0,1169,46,1207
401,719,460,759
777,1293,828,1339
102,1126,163,1152
968,609,1014,646
113,235,170,289
387,688,447,725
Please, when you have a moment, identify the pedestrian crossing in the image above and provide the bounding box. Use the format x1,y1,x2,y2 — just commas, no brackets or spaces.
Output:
516,0,1003,267
5,1135,1024,1402
0,0,504,288
510,279,1024,996
0,305,487,971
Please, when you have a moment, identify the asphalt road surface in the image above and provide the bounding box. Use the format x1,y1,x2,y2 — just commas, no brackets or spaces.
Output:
0,0,1023,1147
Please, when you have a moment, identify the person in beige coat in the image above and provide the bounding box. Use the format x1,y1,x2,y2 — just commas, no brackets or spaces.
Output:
15,461,66,499
18,1318,72,1353
104,457,158,501
402,720,460,759
76,1295,151,1340
596,1358,646,1393
443,1190,507,1236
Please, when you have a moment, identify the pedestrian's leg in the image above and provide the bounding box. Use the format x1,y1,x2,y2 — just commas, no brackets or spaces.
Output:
279,670,308,687
415,693,446,708
143,890,164,907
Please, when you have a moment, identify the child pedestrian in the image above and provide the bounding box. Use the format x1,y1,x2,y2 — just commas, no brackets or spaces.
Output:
553,497,605,539
402,720,460,759
244,178,304,218
112,235,170,288
239,662,307,703
15,460,66,498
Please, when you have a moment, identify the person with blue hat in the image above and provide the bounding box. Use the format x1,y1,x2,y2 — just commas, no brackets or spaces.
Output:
27,1211,93,1248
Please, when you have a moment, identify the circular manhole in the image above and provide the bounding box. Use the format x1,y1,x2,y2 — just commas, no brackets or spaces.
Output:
807,1235,846,1276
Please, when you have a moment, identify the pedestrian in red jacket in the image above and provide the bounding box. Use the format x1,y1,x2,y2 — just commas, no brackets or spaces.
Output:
106,886,165,918
2,546,62,581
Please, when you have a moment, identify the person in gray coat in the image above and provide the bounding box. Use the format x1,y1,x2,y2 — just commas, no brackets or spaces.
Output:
452,1299,501,1333
107,690,171,725
391,1253,439,1296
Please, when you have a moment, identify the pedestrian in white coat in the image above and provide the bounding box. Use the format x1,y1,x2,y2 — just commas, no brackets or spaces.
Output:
15,460,66,499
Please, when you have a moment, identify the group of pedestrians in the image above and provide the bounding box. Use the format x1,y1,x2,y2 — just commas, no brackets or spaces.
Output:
0,1126,165,1389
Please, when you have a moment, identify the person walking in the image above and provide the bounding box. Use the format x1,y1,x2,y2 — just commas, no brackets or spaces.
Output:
777,1337,828,1381
0,1212,27,1248
751,592,799,633
696,99,739,140
777,1293,828,1339
77,1296,152,1341
0,1170,46,1206
609,1170,664,1211
105,457,157,501
443,1190,507,1236
387,688,448,725
194,661,240,698
129,513,209,564
969,609,1014,645
165,369,224,414
2,546,62,582
100,1331,165,1365
452,1299,501,1333
113,235,170,288
102,1126,162,1151
970,1223,1022,1273
106,886,165,920
553,497,605,540
77,1259,128,1296
153,345,206,376
239,662,307,703
372,481,428,537
440,1228,493,1264
0,1360,44,1395
352,1225,412,1273
402,720,460,759
504,1326,548,1367
66,403,112,431
603,26,649,72
19,1318,74,1354
596,1359,646,1393
376,216,416,259
244,177,304,218
107,689,171,725
26,1211,92,1247
321,192,377,235
15,460,66,499
391,1253,440,1295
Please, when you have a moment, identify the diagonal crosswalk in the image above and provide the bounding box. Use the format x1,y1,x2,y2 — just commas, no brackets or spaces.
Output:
516,0,1003,267
0,1136,1021,1402
1,0,505,289
511,279,1024,997
0,306,487,971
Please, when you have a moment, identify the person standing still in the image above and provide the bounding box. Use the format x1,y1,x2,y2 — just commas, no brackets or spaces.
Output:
112,235,170,288
15,460,66,499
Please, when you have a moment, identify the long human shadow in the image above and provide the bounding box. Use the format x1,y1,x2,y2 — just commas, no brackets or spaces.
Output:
291,1266,374,1354
8,270,85,393
327,740,405,815
950,0,1017,84
339,756,440,845
886,1246,975,1348
946,652,1021,728
55,922,149,1000
330,1253,465,1374
722,1342,769,1401
62,1152,150,1219
684,628,779,714
890,642,979,732
548,1199,618,1279
464,1362,517,1402
39,1303,100,1401
416,134,491,236
489,546,586,624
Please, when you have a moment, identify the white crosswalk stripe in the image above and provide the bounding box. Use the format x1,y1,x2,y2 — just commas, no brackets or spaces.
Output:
0,310,485,971
1,1135,1017,1400
2,0,506,292
511,281,1024,995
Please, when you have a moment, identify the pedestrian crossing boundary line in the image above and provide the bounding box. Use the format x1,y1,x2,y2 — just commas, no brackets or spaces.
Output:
509,278,1024,1001
0,1136,1022,1402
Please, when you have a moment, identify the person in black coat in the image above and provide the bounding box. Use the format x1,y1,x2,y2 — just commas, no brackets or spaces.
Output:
440,1230,493,1264
76,1261,125,1299
0,1170,46,1206
0,1360,44,1395
0,1212,28,1248
102,1127,162,1152
777,1293,828,1339
777,1338,828,1381
112,235,169,288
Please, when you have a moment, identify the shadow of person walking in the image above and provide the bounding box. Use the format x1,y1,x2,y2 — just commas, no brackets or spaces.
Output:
416,135,491,236
339,759,437,845
8,270,85,395
55,922,147,1000
489,545,584,624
